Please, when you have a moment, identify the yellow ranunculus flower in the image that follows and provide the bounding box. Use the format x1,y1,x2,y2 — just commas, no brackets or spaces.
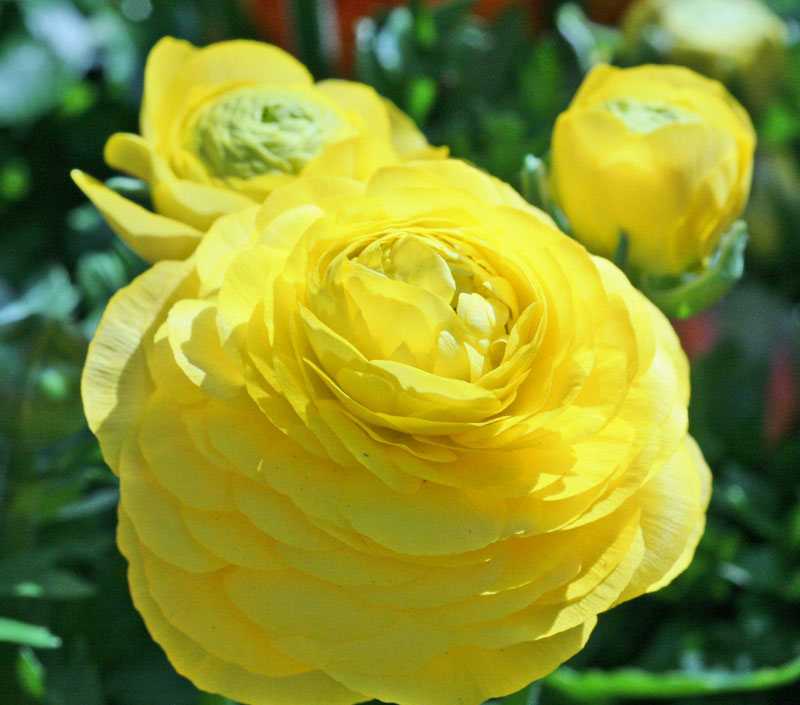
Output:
623,0,787,109
84,159,709,705
71,37,443,262
550,63,755,276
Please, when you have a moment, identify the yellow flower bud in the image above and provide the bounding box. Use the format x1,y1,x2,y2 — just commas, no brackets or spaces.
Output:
84,159,709,705
71,38,445,263
550,63,755,276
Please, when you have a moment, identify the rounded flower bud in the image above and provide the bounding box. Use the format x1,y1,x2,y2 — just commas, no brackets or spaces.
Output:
622,0,787,109
71,37,444,262
84,160,710,705
550,63,755,276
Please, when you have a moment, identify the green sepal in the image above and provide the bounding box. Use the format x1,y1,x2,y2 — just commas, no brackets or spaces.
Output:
519,153,572,235
520,154,550,211
636,220,749,319
613,231,630,270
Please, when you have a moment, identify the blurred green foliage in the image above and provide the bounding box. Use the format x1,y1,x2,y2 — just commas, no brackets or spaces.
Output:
1,1,800,704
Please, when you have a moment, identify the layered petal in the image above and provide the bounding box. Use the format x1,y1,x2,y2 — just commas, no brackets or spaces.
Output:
85,160,709,705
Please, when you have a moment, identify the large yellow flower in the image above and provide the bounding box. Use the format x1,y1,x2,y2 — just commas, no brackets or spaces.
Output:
551,64,755,276
71,37,443,262
84,159,710,705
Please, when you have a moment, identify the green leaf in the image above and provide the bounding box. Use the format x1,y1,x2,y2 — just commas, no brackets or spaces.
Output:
520,38,568,121
405,75,437,127
0,159,32,202
638,220,749,319
760,102,799,146
0,267,79,326
482,111,526,181
54,487,119,522
15,646,46,701
555,3,624,73
76,250,131,310
0,570,96,600
544,653,800,701
0,617,61,649
58,80,97,117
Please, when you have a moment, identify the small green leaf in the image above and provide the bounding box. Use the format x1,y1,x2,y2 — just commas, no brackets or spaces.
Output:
15,646,46,701
760,102,799,146
0,617,62,649
54,487,119,522
59,81,97,117
0,159,32,201
405,76,437,127
414,10,437,48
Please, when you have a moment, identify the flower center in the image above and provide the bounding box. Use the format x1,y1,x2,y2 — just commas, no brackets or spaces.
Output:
602,98,700,134
325,232,518,382
189,86,351,179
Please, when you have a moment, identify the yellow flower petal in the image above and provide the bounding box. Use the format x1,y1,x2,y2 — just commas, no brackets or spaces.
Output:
118,512,366,705
71,170,201,262
82,259,193,469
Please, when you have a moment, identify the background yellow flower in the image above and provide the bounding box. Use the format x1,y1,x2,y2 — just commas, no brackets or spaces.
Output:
622,0,787,110
71,37,444,262
83,159,709,705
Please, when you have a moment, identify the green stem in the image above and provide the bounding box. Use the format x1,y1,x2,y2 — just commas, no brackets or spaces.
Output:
543,654,800,702
288,0,330,78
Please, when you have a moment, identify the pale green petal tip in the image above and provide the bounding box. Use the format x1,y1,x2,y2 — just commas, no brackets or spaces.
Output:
602,97,701,134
